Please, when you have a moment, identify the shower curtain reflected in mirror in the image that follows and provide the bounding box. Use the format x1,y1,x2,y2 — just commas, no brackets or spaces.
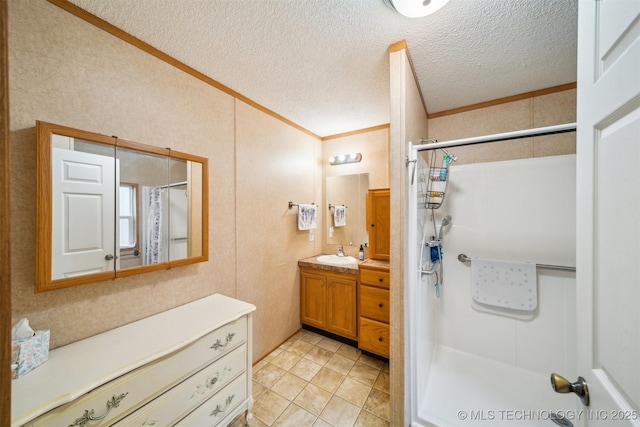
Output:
142,186,189,264
142,186,168,264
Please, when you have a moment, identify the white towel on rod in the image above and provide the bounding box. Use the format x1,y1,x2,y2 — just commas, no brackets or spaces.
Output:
470,257,537,320
297,204,317,230
333,205,346,227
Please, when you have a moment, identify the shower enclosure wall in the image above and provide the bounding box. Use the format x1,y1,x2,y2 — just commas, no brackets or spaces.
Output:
406,132,577,426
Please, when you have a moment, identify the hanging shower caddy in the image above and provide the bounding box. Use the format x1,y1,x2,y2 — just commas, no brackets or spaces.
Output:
422,144,453,210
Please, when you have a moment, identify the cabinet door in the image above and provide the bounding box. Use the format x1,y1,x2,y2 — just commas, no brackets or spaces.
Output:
300,271,326,329
326,275,357,340
367,189,390,260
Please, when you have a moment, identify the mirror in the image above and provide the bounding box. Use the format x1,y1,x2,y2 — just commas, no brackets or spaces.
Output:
36,121,208,292
326,173,369,246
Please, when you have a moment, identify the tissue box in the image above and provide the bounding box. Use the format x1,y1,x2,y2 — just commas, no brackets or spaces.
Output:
11,330,50,379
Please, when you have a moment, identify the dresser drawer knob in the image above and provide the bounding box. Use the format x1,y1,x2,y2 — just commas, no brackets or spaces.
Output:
69,392,128,427
211,332,236,351
378,337,384,342
378,277,384,282
378,303,384,308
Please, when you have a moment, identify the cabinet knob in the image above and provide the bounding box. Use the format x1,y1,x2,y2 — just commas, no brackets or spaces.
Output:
371,223,375,227
378,337,383,342
378,303,384,308
378,277,383,282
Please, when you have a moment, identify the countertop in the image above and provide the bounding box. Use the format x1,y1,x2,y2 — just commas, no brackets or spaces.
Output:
298,255,389,274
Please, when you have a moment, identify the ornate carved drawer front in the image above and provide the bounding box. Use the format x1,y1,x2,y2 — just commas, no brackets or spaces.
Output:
112,344,247,426
176,372,248,426
30,317,248,427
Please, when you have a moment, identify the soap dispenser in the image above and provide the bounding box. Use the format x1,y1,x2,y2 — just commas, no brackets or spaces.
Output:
358,244,365,261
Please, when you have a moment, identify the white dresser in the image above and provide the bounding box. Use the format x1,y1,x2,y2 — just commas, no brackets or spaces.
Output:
11,294,256,427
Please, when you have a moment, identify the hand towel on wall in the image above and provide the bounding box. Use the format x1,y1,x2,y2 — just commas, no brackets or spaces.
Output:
297,204,317,230
470,257,537,320
333,205,347,227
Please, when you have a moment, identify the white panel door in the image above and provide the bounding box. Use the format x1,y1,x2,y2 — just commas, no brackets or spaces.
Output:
52,148,115,279
576,0,640,425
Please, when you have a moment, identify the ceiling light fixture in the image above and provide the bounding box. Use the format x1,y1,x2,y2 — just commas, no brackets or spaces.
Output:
384,0,450,18
329,153,362,166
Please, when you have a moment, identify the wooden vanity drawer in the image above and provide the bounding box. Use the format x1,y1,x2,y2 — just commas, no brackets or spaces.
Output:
359,268,390,289
177,372,248,426
30,317,247,427
358,317,390,358
112,344,247,426
359,285,390,323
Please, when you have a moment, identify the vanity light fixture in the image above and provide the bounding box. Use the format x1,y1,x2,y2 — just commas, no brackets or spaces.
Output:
329,152,362,166
383,0,450,18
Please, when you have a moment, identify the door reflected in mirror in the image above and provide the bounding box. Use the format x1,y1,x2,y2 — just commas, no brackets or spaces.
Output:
36,121,208,292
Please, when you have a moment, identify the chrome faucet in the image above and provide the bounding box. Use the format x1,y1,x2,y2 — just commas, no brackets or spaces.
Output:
336,244,345,257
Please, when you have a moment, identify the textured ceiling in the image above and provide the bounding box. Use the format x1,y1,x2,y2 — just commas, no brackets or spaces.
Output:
66,0,578,137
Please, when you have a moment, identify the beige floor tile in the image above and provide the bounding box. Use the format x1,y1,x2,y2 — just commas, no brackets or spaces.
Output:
267,348,283,359
305,346,334,365
311,366,345,393
336,344,362,361
254,362,287,388
252,334,390,427
363,388,390,421
254,358,269,372
357,353,384,369
271,372,308,401
316,337,341,352
288,339,314,356
347,362,380,387
299,330,324,345
325,353,356,375
319,396,361,427
273,403,318,427
313,418,333,427
253,389,291,425
271,350,302,371
354,409,390,427
252,379,268,400
373,371,390,394
290,357,323,381
294,383,332,416
334,377,372,407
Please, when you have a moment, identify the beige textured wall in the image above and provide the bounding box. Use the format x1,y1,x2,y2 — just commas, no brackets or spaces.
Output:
235,100,322,358
427,89,576,163
9,0,319,361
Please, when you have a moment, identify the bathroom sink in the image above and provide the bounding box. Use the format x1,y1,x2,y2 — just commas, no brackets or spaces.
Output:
316,255,358,266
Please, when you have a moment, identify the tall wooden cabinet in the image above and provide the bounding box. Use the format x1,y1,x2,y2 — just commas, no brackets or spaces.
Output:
300,267,358,340
367,188,390,261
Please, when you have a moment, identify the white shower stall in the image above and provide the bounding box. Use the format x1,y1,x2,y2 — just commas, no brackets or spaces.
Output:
406,138,578,426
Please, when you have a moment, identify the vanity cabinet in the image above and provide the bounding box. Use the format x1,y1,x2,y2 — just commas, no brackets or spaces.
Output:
11,294,255,427
358,263,390,358
366,188,390,261
300,267,358,340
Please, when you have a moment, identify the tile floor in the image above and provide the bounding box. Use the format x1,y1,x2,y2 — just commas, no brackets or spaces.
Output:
230,329,390,427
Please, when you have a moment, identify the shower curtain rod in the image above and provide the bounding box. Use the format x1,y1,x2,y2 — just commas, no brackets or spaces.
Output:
413,122,576,152
158,180,188,189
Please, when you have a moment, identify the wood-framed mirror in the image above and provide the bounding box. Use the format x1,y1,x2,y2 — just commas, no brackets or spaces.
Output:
35,121,208,292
